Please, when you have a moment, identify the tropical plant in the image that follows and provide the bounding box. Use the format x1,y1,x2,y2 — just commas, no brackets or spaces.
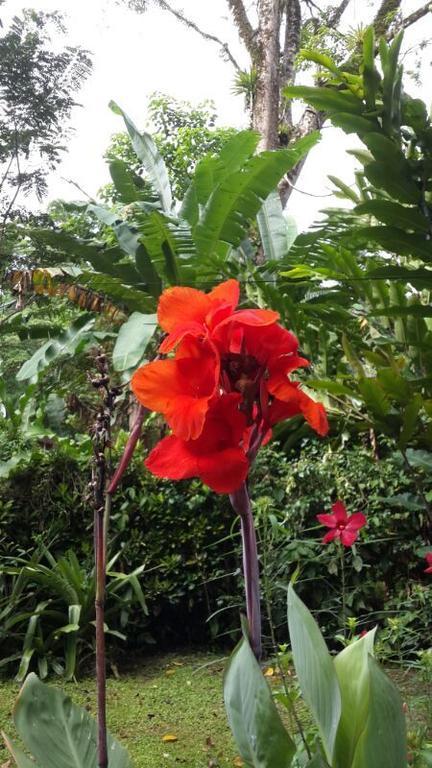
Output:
225,585,411,768
0,547,147,681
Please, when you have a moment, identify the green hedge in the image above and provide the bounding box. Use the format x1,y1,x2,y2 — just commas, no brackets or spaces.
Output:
1,436,431,665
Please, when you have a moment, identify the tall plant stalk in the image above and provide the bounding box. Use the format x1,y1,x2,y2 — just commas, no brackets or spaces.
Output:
230,482,262,659
94,498,108,767
89,351,119,768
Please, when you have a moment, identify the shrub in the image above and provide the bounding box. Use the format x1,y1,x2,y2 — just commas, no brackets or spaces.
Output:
1,435,430,671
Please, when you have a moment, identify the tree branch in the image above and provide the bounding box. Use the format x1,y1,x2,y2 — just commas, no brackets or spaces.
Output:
226,0,258,57
281,0,302,126
373,0,401,37
155,0,242,70
327,0,352,28
401,2,432,30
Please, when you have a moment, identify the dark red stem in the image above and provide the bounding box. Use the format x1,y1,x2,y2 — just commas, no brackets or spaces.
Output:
107,405,147,494
229,482,262,659
95,497,109,768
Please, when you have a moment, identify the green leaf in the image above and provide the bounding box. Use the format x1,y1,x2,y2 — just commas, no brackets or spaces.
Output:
366,266,432,290
328,176,360,204
224,629,295,768
109,159,144,204
287,585,341,762
305,755,331,768
3,735,42,768
114,222,162,298
257,191,297,261
398,395,422,449
330,113,377,135
215,130,260,179
351,657,407,768
13,673,132,768
64,605,81,682
333,630,376,768
0,455,25,479
196,133,319,258
354,201,430,233
284,86,363,114
357,378,390,418
78,272,156,314
112,312,157,372
404,449,432,472
110,101,172,213
352,227,432,261
362,27,380,108
363,163,420,205
16,314,95,382
300,49,341,74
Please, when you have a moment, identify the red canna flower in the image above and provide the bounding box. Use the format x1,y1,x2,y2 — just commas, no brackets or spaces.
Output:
317,501,366,547
132,335,219,440
145,394,249,493
132,279,329,492
425,552,432,574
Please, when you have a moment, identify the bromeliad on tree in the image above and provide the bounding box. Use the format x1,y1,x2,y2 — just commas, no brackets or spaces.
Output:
131,278,329,657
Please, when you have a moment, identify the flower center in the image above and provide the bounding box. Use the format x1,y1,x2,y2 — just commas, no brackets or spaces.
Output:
220,353,265,424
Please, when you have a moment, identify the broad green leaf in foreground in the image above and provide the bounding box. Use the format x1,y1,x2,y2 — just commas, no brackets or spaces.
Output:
333,630,376,768
287,584,341,762
7,673,131,768
224,628,295,768
350,657,407,768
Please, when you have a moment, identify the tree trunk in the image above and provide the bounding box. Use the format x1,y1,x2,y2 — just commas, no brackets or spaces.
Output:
252,0,282,151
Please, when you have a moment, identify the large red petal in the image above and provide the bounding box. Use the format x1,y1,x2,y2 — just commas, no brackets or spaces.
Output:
145,435,198,480
132,359,181,413
197,447,249,493
316,513,337,528
157,286,211,333
340,528,359,547
132,339,219,440
194,393,246,448
344,512,367,532
323,529,339,544
267,396,302,426
331,501,348,523
159,321,205,354
297,391,329,437
208,279,240,309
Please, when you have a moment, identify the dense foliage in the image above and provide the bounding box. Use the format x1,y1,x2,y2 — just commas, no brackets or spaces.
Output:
1,432,430,677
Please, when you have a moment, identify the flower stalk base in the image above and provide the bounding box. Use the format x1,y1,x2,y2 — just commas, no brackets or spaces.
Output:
230,482,262,660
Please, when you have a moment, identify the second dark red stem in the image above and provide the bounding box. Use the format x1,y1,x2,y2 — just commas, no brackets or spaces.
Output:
95,499,108,768
230,482,262,660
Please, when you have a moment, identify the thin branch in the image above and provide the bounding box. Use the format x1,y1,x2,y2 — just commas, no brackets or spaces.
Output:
226,0,258,57
327,0,352,28
60,177,96,202
155,0,242,70
400,2,432,30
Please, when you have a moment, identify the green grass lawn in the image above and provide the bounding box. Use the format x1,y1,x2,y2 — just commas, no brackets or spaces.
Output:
0,652,239,768
0,653,430,767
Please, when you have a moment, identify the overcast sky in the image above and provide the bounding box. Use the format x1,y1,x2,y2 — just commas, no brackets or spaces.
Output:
5,0,432,231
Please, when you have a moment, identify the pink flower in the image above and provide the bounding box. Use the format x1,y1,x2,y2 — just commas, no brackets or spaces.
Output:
317,501,367,547
424,552,432,574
